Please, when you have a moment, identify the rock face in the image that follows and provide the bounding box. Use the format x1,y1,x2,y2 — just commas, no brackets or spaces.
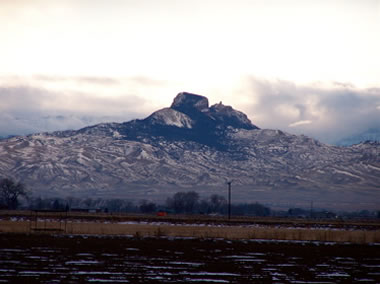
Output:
0,92,379,210
170,92,256,131
171,92,209,112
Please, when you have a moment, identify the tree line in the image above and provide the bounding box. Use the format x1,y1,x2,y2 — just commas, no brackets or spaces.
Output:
1,178,379,219
0,177,271,216
26,191,271,217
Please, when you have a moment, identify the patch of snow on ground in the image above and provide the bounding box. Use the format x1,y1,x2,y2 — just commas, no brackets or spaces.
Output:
185,279,230,283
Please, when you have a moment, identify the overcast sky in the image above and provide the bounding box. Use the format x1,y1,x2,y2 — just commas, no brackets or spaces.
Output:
1,0,379,144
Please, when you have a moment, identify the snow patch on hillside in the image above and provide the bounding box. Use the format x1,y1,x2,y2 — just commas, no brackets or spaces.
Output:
149,108,193,128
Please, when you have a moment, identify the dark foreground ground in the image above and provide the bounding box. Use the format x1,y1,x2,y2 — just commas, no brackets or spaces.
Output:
0,234,379,283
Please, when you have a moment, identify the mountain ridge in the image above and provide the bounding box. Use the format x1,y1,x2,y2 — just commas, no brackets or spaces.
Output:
0,92,379,210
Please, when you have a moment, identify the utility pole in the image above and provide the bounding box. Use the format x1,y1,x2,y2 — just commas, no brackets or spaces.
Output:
310,200,313,219
227,181,232,220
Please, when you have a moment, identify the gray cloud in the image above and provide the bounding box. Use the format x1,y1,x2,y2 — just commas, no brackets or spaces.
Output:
242,78,380,144
33,75,121,85
0,85,149,137
30,75,168,87
0,74,174,138
128,76,168,87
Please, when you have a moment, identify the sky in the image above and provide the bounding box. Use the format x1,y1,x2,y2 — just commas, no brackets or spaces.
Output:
0,0,379,144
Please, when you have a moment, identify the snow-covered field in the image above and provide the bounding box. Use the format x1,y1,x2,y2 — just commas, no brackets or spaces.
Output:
0,234,379,283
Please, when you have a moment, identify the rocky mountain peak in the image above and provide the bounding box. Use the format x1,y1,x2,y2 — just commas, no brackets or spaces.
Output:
209,102,256,130
169,92,258,131
170,92,209,113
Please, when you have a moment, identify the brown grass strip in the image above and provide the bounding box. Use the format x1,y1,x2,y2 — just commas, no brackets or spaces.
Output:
1,220,379,244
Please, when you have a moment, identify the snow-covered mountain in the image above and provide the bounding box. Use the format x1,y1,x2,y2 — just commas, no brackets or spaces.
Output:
0,92,379,210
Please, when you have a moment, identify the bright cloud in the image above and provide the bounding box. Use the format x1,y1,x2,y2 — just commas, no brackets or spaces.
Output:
0,0,379,88
289,120,313,128
0,1,379,143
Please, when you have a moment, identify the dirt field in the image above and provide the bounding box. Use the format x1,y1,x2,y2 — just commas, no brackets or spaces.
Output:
1,233,379,283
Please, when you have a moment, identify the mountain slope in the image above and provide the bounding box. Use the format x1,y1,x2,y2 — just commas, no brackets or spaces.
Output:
0,92,379,210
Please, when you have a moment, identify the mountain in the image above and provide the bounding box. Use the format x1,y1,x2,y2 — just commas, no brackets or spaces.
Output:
336,128,380,146
0,92,379,210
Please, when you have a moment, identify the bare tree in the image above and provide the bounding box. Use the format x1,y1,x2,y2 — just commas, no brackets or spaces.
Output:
0,178,28,210
166,191,199,214
209,194,226,213
139,200,157,213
